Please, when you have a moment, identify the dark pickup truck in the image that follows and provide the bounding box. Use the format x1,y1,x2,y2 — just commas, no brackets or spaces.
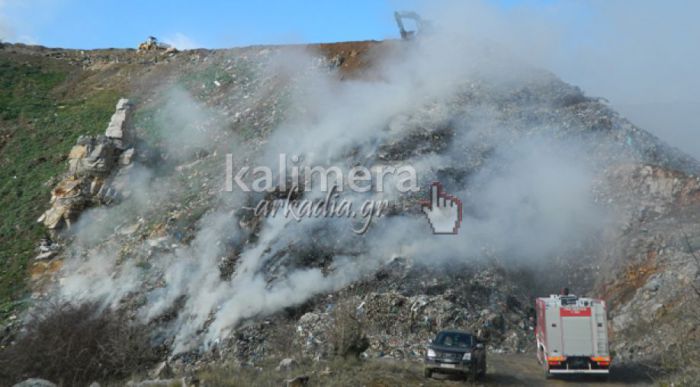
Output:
424,330,486,381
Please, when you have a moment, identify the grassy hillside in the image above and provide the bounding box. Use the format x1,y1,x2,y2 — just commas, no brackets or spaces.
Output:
0,50,122,317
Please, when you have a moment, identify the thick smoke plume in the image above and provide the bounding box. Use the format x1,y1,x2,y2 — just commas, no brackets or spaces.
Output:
54,2,612,353
416,0,700,159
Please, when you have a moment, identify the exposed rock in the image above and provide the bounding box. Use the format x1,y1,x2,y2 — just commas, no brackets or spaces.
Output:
37,98,134,232
105,98,130,140
37,177,85,229
276,357,297,371
12,379,57,387
77,136,118,176
126,379,187,387
119,147,135,165
119,221,141,236
150,361,174,379
34,251,57,260
34,238,59,260
285,375,309,387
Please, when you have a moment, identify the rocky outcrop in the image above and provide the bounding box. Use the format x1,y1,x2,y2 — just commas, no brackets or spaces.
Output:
593,163,700,379
105,98,129,143
37,99,133,231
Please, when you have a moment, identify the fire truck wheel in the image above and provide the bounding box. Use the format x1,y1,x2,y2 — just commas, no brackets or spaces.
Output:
595,374,609,382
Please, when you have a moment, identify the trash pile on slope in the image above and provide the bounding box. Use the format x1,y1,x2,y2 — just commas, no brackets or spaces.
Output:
295,264,533,361
192,262,535,370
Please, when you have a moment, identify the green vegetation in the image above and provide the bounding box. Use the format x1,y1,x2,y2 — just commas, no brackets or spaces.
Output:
131,102,162,145
0,55,121,317
178,62,245,98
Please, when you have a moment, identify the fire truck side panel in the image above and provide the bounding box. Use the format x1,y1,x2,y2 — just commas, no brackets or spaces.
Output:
592,301,609,356
544,302,562,356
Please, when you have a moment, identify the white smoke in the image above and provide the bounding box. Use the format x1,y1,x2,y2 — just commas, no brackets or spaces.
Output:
163,33,200,50
53,1,613,354
0,0,41,44
415,0,700,159
0,0,16,42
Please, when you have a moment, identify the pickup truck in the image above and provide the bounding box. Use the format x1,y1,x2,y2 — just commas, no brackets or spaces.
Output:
424,330,486,381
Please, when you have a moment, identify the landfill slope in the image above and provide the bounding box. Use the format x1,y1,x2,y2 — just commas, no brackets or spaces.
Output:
0,39,698,385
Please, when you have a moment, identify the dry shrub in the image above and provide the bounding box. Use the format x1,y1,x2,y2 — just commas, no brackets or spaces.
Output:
328,301,369,358
0,302,159,386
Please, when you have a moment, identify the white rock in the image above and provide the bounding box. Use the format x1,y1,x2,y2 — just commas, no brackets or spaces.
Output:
13,379,57,387
119,148,135,165
35,251,57,261
105,98,130,139
277,357,297,371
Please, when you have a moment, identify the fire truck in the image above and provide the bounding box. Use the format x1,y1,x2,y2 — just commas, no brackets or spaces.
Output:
536,293,611,377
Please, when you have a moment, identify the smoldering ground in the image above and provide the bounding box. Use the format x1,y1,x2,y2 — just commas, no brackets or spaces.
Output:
48,2,625,355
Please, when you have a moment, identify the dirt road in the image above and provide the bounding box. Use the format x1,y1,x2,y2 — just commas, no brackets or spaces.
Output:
198,351,657,386
455,353,654,386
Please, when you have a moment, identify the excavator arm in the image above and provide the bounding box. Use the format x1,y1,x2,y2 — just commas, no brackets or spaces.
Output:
394,11,425,40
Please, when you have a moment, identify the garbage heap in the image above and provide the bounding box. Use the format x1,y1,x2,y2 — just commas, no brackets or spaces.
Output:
291,264,534,362
37,98,134,234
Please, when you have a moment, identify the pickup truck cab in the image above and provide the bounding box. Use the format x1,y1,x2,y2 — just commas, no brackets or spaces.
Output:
424,330,486,381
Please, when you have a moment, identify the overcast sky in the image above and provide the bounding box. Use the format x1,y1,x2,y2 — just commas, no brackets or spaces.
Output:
1,0,698,160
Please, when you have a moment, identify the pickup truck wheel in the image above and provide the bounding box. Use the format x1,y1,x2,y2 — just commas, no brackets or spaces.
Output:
479,364,486,378
469,367,478,381
424,368,432,378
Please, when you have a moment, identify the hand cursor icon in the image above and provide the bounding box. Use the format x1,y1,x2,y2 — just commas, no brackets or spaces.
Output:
421,182,462,234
